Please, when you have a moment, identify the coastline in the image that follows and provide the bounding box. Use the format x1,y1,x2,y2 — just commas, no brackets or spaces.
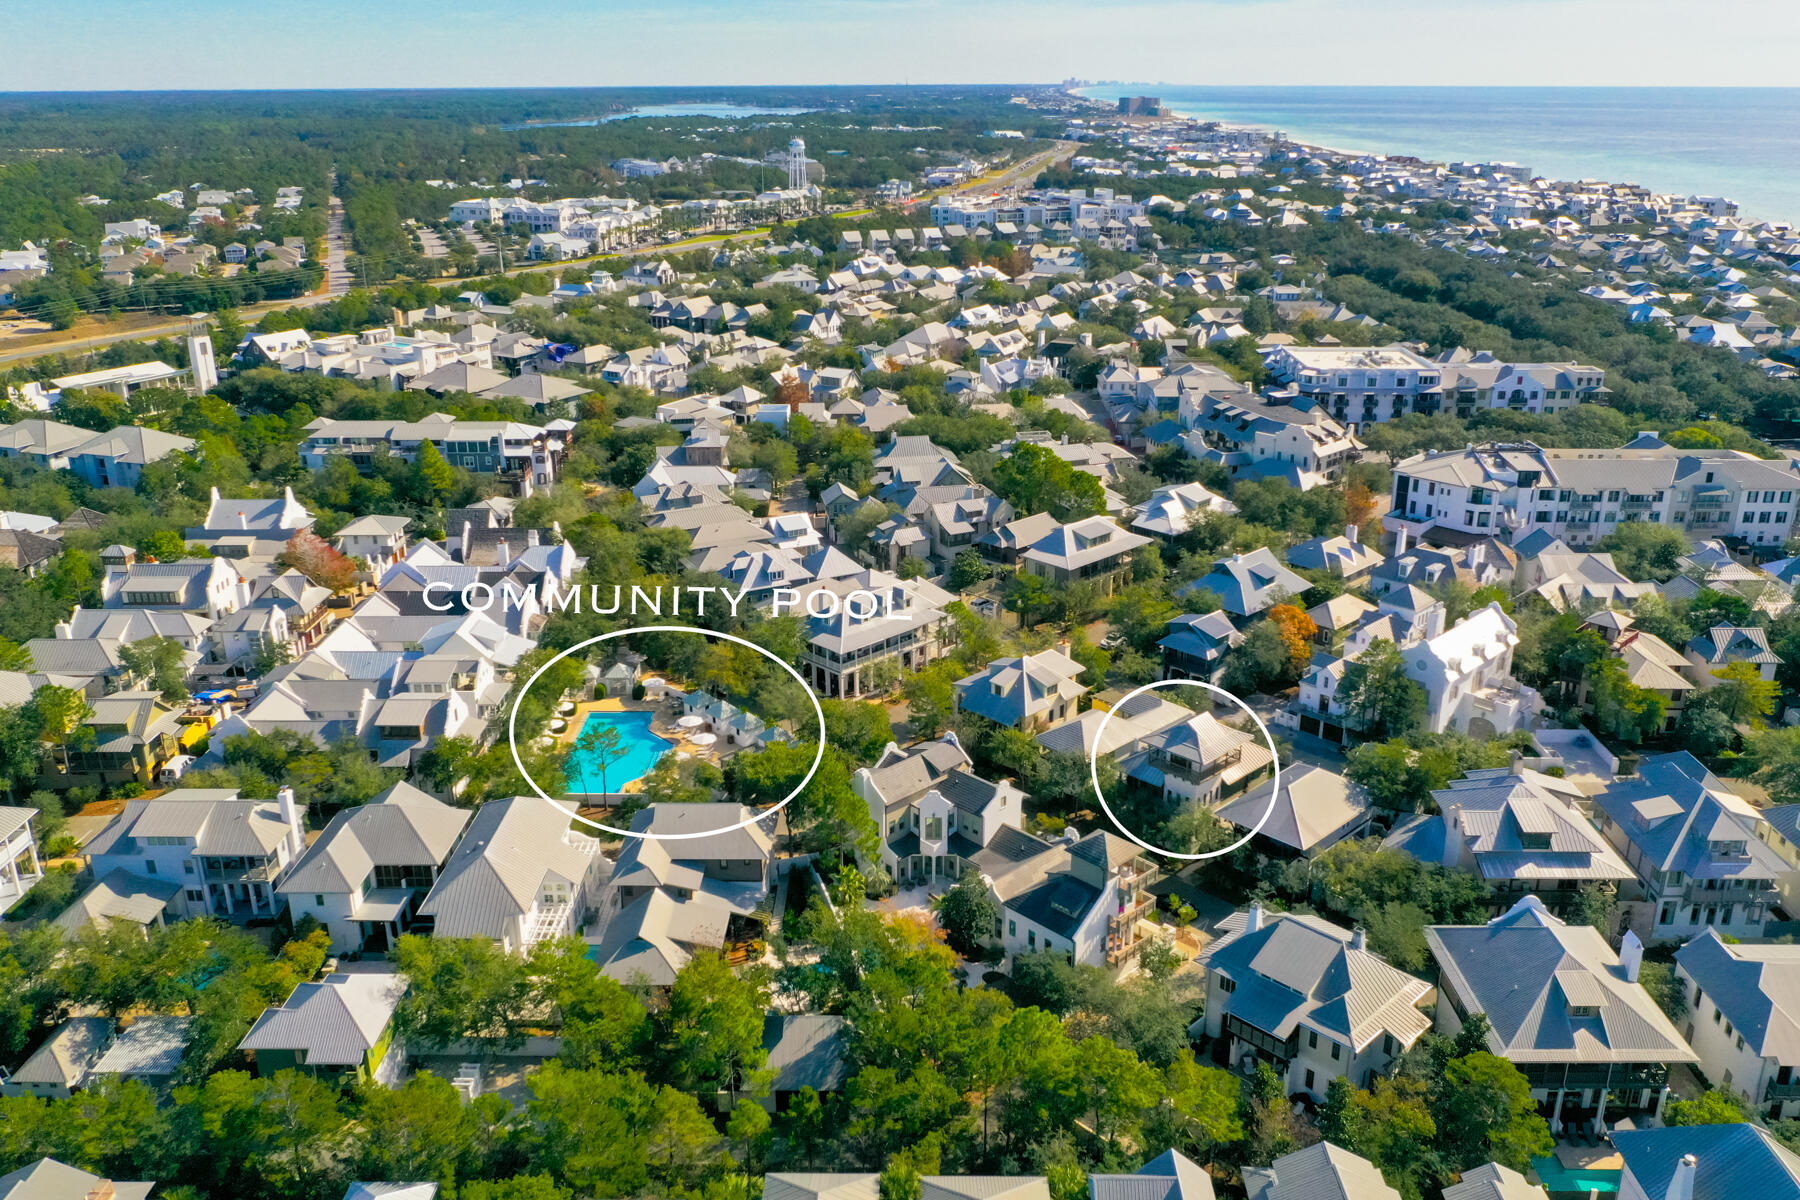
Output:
1066,84,1798,227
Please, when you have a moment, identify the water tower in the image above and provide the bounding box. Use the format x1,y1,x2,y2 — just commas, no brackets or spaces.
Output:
786,137,809,190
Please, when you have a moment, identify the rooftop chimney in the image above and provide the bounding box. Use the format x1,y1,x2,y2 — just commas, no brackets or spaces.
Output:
1349,928,1367,951
1664,1154,1697,1200
1345,523,1359,546
277,785,302,851
1619,929,1644,984
1441,803,1464,869
1244,903,1264,934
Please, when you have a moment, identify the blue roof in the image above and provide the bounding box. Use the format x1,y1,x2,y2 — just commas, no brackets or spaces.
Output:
1613,1124,1800,1200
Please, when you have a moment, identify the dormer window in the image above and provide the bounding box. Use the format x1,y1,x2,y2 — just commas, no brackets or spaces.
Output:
1568,1004,1598,1018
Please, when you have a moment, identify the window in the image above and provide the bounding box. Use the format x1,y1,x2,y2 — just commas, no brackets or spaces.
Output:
1219,976,1236,993
1304,1069,1316,1090
1027,930,1036,948
1330,1041,1341,1060
314,894,324,907
1661,903,1676,925
1008,920,1016,937
1309,1030,1318,1049
144,860,157,875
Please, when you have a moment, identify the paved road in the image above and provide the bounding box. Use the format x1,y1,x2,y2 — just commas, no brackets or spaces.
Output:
323,187,350,295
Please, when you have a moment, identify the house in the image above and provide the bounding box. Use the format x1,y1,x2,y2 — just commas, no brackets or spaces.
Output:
1682,625,1782,689
764,1176,1048,1200
1121,709,1276,807
756,1013,848,1111
239,969,408,1086
0,1018,113,1099
1198,906,1433,1102
1591,752,1785,942
278,782,473,954
0,1160,154,1200
1580,610,1693,733
416,796,608,955
193,486,314,538
1243,1142,1402,1200
100,557,251,619
985,829,1159,968
335,515,412,579
50,869,183,939
1513,537,1655,611
1441,1163,1547,1200
1130,482,1237,541
1090,1149,1215,1200
1158,611,1243,682
1020,517,1152,594
793,571,954,700
1614,1120,1800,1200
593,804,776,985
1215,764,1371,857
1384,767,1633,914
587,888,733,988
1425,896,1698,1129
953,649,1087,731
1286,530,1383,582
65,426,196,489
852,734,1028,889
84,786,307,920
1673,930,1800,1121
1188,548,1309,617
0,807,44,913
88,1015,191,1089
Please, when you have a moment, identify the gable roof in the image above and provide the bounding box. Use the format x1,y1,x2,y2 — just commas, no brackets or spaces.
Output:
1613,1124,1800,1200
1202,909,1433,1052
1425,897,1697,1065
239,971,407,1065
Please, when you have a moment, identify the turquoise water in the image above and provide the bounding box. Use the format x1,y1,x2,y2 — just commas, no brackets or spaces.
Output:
508,104,816,129
1528,1156,1620,1194
564,710,673,795
1078,85,1800,226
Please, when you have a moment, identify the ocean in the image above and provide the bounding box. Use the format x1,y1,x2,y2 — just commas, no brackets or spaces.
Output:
1076,86,1800,226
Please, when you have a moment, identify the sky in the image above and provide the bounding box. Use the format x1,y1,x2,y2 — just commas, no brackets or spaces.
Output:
4,0,1799,90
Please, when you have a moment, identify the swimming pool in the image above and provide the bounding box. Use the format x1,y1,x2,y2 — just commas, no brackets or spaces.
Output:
564,710,673,796
1530,1156,1621,1194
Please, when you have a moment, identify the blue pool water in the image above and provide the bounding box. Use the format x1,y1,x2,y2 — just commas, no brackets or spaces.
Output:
1529,1156,1620,1194
564,710,673,796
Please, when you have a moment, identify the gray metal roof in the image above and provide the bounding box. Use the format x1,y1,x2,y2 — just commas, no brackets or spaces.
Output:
1243,1142,1401,1200
89,1015,191,1079
7,1018,112,1087
1425,897,1697,1065
761,1013,848,1094
279,782,470,896
0,1159,153,1200
239,971,407,1065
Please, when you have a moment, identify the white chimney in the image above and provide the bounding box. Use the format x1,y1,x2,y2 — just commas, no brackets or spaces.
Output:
1345,523,1359,546
1664,1154,1697,1200
277,785,302,852
1394,526,1409,556
1619,929,1644,983
1244,903,1265,934
1441,804,1464,868
1349,928,1367,951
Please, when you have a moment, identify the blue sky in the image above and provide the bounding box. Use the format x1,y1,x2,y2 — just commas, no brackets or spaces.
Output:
4,0,1797,90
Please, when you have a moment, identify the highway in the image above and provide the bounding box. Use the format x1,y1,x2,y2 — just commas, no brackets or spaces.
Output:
0,141,1078,370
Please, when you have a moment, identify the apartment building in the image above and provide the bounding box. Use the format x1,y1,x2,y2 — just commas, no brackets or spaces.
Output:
1266,346,1604,426
299,414,563,493
1388,440,1800,551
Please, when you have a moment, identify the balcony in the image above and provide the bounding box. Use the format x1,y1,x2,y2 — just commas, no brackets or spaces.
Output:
1766,1080,1800,1102
1677,881,1779,906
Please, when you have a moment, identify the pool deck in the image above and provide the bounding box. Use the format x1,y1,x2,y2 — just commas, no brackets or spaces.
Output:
556,696,723,792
